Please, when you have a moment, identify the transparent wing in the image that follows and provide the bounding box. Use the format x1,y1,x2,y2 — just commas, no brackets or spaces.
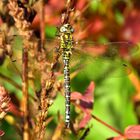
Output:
73,40,138,59
0,35,23,77
69,40,139,80
70,55,131,82
5,35,39,77
43,38,139,80
5,35,139,79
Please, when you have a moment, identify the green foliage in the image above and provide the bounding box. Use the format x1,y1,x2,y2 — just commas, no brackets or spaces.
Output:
0,0,139,139
115,10,125,25
45,25,57,38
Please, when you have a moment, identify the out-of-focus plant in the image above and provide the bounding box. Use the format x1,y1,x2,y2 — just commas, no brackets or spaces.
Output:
0,85,11,137
0,0,140,140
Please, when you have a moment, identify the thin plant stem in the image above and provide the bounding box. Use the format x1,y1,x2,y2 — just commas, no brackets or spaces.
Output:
92,114,124,136
40,0,45,49
21,48,29,140
0,73,22,90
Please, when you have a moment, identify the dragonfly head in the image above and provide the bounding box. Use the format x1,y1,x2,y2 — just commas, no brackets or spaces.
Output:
60,24,74,34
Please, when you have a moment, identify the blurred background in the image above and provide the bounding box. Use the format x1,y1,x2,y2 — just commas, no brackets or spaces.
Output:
0,0,140,139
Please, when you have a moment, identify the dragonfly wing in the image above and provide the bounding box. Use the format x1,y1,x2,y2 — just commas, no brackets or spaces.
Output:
73,41,139,59
70,41,138,80
4,35,139,80
4,35,23,76
7,36,61,76
70,55,131,81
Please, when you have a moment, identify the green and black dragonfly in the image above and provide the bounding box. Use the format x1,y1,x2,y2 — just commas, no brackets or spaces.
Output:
0,23,139,129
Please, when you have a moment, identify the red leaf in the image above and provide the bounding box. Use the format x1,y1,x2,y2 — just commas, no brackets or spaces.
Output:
107,136,125,140
76,0,87,10
84,81,95,101
48,0,65,10
87,18,104,34
79,113,92,129
71,81,95,110
0,130,5,136
9,102,22,117
71,92,82,100
121,9,140,43
0,18,3,25
125,125,140,139
71,81,95,128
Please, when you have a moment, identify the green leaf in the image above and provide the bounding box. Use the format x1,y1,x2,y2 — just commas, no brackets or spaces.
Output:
115,10,124,25
45,25,57,38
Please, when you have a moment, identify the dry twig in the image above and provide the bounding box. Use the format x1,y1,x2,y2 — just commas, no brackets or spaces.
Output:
8,0,36,139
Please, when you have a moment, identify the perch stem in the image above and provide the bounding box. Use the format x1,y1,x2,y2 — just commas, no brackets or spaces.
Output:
21,48,29,140
0,73,21,90
92,114,124,136
40,0,45,49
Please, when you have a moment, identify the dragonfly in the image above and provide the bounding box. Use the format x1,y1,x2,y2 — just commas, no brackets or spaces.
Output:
49,23,138,128
0,24,139,129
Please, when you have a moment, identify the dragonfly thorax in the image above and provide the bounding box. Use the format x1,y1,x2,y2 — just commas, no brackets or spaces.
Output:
59,24,74,55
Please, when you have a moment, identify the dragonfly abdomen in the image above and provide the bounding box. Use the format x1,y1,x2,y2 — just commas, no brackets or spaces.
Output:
63,58,71,128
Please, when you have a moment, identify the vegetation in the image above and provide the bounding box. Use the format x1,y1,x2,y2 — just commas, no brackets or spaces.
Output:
0,0,140,140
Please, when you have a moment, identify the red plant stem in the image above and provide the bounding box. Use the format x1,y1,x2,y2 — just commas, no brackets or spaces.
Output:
21,48,29,140
62,0,75,24
40,0,45,49
92,114,124,136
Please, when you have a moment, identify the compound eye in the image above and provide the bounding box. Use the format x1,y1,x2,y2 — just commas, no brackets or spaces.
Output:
60,26,67,32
